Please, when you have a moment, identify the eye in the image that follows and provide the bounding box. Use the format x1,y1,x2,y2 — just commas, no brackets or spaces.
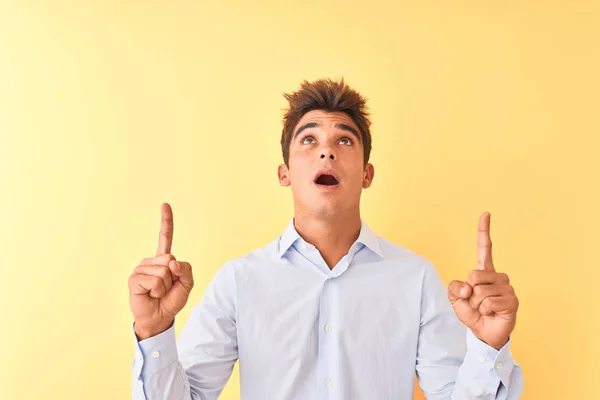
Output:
339,137,353,146
301,136,315,144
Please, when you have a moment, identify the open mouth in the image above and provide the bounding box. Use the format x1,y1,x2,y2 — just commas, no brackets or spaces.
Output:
314,170,340,186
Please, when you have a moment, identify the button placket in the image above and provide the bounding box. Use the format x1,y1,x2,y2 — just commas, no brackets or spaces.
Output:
317,277,336,395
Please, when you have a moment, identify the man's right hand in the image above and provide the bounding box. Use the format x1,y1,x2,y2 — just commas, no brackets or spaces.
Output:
129,203,194,340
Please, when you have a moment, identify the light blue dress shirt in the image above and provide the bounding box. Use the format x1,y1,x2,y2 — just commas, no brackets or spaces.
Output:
132,219,523,399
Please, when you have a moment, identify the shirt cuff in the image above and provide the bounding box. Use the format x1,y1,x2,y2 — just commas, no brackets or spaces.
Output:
466,329,515,389
132,322,179,381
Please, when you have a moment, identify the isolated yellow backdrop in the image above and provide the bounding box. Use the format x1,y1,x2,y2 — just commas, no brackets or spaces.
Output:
1,1,598,399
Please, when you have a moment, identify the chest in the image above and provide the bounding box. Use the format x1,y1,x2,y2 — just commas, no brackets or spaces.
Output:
235,263,423,358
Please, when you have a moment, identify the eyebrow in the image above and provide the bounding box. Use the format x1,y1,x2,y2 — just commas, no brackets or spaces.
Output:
293,122,362,142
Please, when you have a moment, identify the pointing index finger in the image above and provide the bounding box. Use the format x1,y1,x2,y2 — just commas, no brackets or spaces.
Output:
157,203,174,256
477,212,495,271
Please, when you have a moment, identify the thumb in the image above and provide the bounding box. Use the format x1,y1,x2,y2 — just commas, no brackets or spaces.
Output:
160,261,194,317
169,260,194,292
448,280,473,304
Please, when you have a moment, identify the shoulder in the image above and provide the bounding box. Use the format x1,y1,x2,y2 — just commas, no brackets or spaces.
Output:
234,236,281,264
216,236,283,274
372,234,445,286
377,234,434,268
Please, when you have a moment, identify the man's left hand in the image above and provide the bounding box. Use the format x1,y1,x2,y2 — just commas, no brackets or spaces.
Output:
448,212,519,350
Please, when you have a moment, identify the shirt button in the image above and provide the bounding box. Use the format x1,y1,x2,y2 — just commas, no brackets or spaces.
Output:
324,378,332,386
325,324,332,332
301,243,307,250
152,351,160,358
479,355,486,363
496,361,504,368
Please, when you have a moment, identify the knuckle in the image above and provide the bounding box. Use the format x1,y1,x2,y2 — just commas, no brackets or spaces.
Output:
128,274,136,289
156,266,171,280
133,264,145,274
150,277,165,294
469,296,479,309
150,275,162,287
480,298,491,313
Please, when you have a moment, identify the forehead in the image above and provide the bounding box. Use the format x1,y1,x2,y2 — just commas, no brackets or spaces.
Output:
294,110,359,132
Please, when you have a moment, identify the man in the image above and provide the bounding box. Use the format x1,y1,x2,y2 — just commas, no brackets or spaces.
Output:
130,78,523,399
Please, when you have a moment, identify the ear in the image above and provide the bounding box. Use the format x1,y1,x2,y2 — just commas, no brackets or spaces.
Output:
362,163,375,189
278,164,291,187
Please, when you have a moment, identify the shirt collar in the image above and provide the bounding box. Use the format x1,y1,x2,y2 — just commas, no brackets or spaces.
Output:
355,220,384,258
277,218,384,259
277,218,302,258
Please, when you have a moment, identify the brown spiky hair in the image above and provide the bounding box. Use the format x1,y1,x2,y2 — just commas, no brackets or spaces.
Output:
280,78,372,167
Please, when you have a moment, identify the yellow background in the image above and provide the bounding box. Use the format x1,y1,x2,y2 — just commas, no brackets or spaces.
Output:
1,1,598,399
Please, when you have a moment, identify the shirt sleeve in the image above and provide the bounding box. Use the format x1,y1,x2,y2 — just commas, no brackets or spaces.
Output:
132,322,189,400
131,261,239,400
415,261,524,399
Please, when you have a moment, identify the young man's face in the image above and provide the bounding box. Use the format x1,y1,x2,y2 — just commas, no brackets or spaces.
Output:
278,110,374,217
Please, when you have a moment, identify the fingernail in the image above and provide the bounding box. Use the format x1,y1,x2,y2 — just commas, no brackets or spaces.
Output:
460,286,468,297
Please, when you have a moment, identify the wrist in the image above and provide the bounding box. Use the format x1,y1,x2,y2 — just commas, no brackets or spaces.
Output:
482,336,509,351
134,320,174,341
470,329,509,350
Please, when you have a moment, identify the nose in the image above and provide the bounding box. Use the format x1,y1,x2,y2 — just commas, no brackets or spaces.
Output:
320,153,335,160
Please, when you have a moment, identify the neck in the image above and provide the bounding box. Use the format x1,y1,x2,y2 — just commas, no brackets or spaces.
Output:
293,209,362,270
